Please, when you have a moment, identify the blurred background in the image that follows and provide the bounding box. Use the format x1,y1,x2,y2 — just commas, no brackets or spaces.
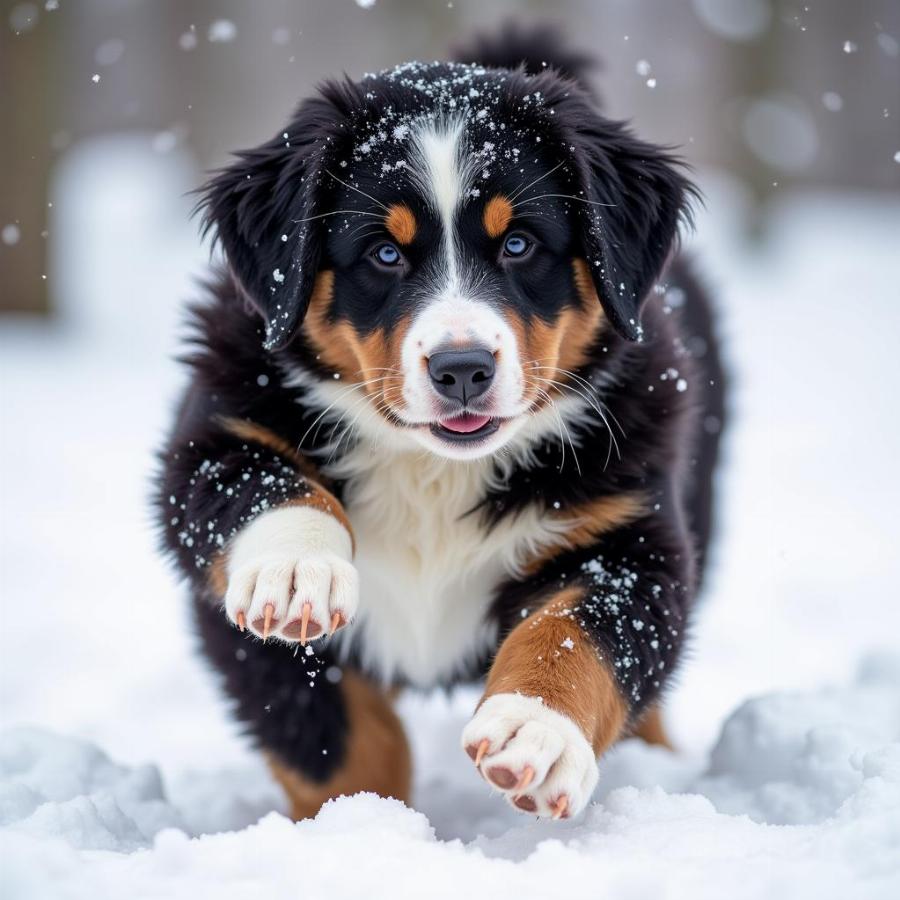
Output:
1,0,898,321
1,0,899,820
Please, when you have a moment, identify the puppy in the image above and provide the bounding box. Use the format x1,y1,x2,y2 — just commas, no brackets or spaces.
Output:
157,25,725,821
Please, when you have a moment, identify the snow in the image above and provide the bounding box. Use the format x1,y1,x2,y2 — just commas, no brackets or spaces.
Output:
741,94,819,171
0,729,184,852
94,39,125,67
878,32,899,58
2,663,899,898
207,20,237,44
1,139,899,898
178,30,198,52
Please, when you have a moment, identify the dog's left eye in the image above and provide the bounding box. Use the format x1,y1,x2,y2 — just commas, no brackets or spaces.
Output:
502,233,532,258
373,243,402,267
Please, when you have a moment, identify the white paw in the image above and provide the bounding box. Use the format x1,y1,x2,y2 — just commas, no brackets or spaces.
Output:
223,505,357,643
461,693,599,819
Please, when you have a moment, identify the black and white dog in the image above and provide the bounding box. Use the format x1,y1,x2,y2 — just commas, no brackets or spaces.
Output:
157,25,725,821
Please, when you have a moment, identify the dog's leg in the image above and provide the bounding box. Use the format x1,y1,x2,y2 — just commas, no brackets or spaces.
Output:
630,705,672,749
268,671,411,820
462,587,627,819
193,592,409,820
162,415,359,645
463,513,692,819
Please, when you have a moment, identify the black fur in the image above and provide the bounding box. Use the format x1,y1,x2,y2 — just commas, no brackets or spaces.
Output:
451,21,598,90
157,26,726,785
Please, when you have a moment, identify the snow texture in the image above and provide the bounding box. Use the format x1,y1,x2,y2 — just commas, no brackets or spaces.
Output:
1,141,899,898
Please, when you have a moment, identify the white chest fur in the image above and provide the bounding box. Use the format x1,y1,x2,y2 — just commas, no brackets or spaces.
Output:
328,445,569,688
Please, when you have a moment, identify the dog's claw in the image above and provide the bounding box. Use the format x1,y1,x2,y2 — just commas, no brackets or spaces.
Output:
236,610,246,632
552,796,568,820
514,765,534,794
330,611,342,634
262,603,274,640
474,739,490,767
300,602,312,645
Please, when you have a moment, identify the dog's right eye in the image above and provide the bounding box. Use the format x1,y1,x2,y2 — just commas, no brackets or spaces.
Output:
372,243,402,267
502,233,533,259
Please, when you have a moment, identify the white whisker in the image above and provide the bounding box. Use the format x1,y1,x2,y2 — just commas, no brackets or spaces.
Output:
509,161,566,202
294,209,383,224
513,193,617,209
324,170,391,213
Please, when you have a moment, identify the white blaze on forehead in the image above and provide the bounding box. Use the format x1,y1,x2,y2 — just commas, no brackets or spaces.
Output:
404,119,527,436
411,118,471,287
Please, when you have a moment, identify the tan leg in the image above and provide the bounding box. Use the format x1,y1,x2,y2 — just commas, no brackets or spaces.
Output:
629,705,672,749
267,671,412,820
462,588,628,819
481,588,628,757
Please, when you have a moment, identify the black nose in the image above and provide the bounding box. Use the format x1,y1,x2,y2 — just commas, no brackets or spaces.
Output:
427,349,496,404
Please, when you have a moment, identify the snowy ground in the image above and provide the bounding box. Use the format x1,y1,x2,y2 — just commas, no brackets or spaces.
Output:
1,142,899,898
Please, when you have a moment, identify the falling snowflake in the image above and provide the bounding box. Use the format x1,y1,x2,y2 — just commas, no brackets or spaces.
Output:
208,19,237,43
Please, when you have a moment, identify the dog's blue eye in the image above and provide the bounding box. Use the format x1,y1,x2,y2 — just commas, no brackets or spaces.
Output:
374,243,401,266
503,234,530,257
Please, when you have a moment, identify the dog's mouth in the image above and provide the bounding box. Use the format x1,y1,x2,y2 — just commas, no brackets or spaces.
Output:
429,412,502,443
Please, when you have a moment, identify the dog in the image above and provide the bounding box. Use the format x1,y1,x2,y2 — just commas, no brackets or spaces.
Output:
157,24,725,821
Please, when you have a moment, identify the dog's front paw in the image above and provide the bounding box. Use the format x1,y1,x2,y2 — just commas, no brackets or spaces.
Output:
461,693,599,819
225,551,358,643
222,505,357,643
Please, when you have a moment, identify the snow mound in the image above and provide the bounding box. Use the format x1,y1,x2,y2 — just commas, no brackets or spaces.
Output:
0,728,183,852
1,658,898,900
696,653,900,824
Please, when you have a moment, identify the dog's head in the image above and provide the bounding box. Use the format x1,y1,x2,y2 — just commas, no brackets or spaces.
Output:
202,62,693,460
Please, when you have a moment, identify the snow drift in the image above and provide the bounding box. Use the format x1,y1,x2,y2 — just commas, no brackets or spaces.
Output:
2,656,898,899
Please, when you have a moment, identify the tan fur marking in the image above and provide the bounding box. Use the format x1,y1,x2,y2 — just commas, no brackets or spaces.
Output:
483,587,628,755
283,493,355,553
558,259,606,372
524,315,567,375
303,271,359,380
207,415,355,587
216,416,314,476
571,257,601,307
483,194,513,238
216,415,352,542
303,270,410,419
523,493,648,574
503,309,562,410
629,705,672,749
268,671,411,820
385,203,417,245
208,555,228,597
509,259,605,413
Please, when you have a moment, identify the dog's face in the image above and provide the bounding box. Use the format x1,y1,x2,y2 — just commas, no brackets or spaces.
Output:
203,63,692,460
302,117,611,459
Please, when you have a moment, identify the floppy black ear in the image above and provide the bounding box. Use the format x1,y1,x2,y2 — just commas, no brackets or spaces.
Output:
565,110,696,340
199,97,341,350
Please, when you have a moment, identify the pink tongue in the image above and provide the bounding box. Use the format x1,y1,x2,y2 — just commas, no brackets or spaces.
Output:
440,413,491,434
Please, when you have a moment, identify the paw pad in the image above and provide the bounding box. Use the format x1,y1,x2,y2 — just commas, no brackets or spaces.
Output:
460,693,598,819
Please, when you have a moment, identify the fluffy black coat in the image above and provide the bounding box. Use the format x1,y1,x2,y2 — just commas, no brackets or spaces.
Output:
156,27,726,785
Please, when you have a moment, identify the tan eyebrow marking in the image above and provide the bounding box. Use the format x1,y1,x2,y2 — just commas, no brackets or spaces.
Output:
483,194,514,238
384,203,417,245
